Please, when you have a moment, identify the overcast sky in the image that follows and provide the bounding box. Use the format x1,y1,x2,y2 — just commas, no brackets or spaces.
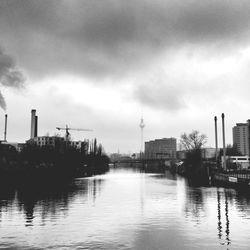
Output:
1,0,250,153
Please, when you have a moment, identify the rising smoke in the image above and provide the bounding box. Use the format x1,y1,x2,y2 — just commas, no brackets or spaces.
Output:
0,48,25,110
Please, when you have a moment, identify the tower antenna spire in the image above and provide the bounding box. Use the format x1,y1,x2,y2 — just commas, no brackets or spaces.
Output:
139,112,145,153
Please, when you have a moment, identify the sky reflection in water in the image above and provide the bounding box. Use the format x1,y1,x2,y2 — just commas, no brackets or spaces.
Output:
1,168,250,249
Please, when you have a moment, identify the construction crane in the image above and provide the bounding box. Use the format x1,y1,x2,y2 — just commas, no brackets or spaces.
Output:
56,125,93,142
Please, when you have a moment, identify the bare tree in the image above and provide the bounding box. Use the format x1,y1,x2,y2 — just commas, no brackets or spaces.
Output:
180,130,207,150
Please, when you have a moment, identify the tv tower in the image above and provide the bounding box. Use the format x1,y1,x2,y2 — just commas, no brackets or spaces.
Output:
139,116,145,153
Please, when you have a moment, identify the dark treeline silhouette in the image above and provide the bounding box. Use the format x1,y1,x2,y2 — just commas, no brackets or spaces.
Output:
0,138,109,182
177,132,244,185
178,130,209,183
184,148,203,175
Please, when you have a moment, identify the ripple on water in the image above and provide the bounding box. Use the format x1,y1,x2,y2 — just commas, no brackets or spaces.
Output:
1,168,250,249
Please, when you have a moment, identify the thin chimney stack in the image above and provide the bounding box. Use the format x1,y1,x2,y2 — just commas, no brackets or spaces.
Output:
221,113,226,170
4,114,7,142
214,116,218,165
30,109,37,139
34,115,38,137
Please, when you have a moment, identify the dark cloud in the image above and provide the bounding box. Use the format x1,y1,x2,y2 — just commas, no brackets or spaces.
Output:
0,48,25,110
0,0,250,80
134,76,185,111
134,68,236,112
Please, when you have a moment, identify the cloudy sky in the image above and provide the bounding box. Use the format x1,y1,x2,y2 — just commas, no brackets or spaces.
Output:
1,0,250,153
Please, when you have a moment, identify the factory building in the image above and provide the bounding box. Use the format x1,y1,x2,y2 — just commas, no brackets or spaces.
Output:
2,109,88,153
27,136,88,152
27,109,88,151
70,140,88,150
233,122,249,156
28,136,64,147
144,138,176,160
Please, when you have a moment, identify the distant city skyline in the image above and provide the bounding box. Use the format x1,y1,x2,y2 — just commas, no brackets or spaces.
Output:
1,0,250,153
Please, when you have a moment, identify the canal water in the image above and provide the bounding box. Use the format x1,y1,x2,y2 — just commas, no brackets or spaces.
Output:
1,168,250,250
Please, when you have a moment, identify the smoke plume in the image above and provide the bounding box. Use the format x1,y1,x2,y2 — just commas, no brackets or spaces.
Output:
0,48,25,110
0,92,6,111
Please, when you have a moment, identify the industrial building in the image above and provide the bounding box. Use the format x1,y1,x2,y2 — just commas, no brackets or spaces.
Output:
1,109,89,153
232,121,250,156
144,138,176,160
27,109,60,146
27,136,88,151
28,136,64,147
177,148,217,161
221,155,250,170
27,109,89,151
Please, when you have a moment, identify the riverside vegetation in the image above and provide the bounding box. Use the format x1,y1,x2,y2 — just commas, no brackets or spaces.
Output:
174,131,243,185
173,130,210,184
0,138,109,183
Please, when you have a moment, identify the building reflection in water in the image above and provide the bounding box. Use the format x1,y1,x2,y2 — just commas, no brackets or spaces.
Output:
0,176,107,228
225,192,230,246
88,177,105,204
24,200,35,227
217,190,222,240
235,190,250,217
3,169,250,250
217,189,230,247
0,179,92,227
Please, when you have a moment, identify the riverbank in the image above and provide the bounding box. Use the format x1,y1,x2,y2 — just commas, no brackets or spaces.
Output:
0,142,110,184
170,159,250,190
211,170,250,189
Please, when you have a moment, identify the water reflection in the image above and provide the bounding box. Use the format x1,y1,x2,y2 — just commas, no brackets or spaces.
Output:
234,191,250,218
0,177,105,229
225,192,230,246
215,190,232,247
88,178,104,204
0,189,14,209
217,190,222,240
1,168,250,249
184,187,205,222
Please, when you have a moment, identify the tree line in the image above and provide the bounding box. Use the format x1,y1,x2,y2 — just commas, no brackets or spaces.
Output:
0,138,110,180
179,130,242,181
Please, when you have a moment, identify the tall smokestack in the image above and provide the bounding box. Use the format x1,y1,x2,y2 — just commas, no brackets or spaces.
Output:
4,114,7,141
34,115,38,137
214,116,218,166
221,113,226,170
248,120,250,159
30,109,36,139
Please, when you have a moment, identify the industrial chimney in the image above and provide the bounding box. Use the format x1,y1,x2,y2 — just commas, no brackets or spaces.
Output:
30,109,36,139
221,113,226,170
34,115,38,137
214,116,218,166
4,114,7,142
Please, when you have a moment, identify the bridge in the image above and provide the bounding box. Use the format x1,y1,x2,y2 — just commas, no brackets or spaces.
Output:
111,158,175,171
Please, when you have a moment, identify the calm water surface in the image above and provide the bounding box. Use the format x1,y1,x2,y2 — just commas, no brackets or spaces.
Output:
1,168,250,249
